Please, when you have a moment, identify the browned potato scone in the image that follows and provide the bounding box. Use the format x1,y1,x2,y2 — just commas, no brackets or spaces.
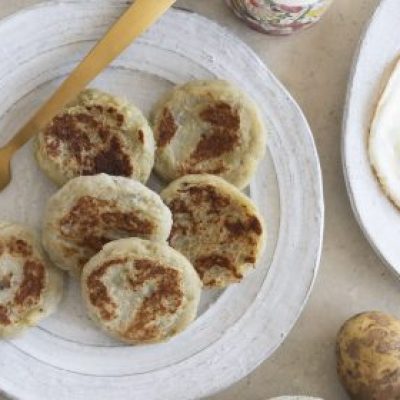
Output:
42,174,172,277
0,222,63,338
81,238,201,344
35,88,155,186
161,174,266,288
152,80,267,189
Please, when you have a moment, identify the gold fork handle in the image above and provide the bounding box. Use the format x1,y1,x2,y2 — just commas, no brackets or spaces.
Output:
7,0,176,150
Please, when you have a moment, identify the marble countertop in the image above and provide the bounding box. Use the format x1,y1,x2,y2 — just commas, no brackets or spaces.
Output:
1,1,397,399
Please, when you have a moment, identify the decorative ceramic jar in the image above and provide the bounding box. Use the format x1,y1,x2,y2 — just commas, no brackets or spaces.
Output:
226,0,332,35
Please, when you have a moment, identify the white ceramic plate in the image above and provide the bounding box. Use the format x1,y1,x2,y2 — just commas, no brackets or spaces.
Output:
0,2,323,399
343,0,400,276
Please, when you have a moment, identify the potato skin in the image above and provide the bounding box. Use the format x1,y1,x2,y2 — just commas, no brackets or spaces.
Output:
336,311,400,400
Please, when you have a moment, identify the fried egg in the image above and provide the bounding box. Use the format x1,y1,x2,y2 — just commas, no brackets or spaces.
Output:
369,57,400,208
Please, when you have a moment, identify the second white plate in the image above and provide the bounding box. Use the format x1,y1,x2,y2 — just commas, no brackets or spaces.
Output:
343,0,400,276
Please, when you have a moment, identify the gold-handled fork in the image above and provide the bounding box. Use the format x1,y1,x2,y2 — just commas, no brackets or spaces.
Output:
0,0,176,191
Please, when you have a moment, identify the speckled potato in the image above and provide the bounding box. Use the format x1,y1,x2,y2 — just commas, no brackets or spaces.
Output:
336,311,400,400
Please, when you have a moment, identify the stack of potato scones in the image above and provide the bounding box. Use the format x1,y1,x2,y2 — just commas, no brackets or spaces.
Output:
0,81,267,344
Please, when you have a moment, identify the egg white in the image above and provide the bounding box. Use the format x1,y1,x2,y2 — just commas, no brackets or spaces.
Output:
369,57,400,208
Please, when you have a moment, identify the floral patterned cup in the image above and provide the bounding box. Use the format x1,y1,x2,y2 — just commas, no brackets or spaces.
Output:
226,0,332,35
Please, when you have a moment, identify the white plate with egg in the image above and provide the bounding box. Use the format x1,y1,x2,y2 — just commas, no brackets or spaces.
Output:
343,0,400,276
0,1,323,399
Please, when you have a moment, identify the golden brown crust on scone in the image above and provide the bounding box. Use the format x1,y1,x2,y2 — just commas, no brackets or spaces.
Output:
81,238,201,344
161,174,266,288
59,196,154,257
36,89,155,185
0,223,63,337
43,109,133,177
42,174,172,277
86,257,183,342
152,80,266,189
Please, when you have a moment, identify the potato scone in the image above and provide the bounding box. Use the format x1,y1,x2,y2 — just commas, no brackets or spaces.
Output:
152,80,266,189
161,174,266,288
42,174,172,277
35,88,155,186
0,222,63,338
81,238,201,344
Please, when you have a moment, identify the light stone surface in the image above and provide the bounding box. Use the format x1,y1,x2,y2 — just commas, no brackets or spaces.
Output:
1,1,396,399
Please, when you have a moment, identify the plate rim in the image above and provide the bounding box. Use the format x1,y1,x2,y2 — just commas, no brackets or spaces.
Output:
0,1,324,399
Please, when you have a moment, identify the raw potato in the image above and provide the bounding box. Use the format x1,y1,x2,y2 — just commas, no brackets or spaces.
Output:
336,311,400,400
